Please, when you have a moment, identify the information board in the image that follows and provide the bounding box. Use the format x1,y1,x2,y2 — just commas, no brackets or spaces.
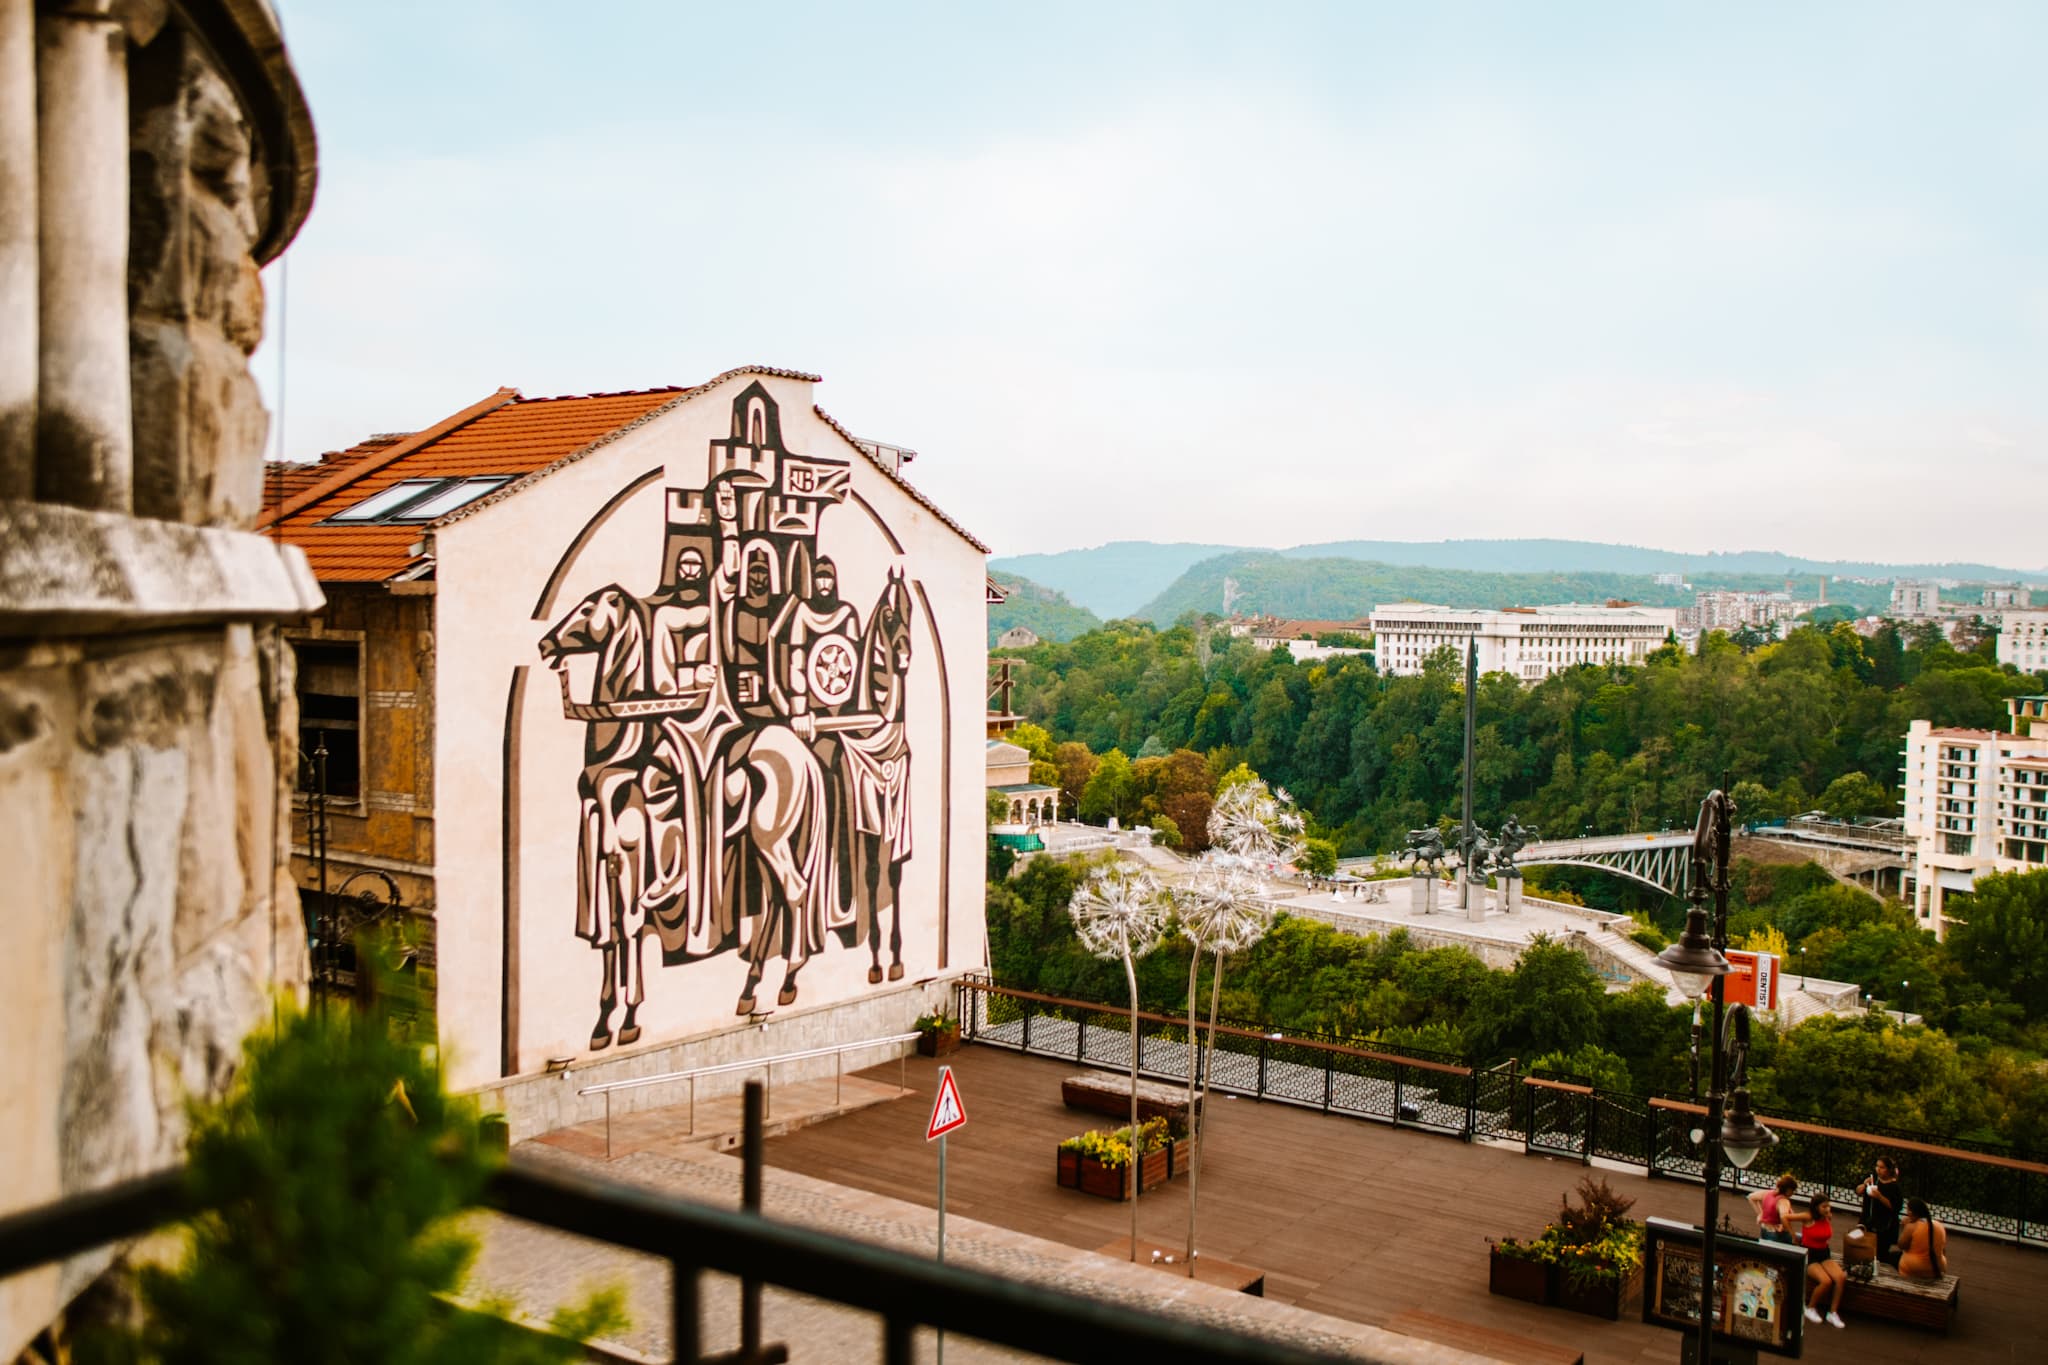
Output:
1642,1217,1805,1358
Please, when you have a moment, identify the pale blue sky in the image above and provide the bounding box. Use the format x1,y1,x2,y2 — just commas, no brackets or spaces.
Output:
259,2,2047,568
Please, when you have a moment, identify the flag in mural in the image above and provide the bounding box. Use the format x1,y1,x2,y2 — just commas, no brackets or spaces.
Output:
537,383,914,1049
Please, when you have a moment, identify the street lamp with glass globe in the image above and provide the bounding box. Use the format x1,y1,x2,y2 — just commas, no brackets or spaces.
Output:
1653,788,1778,1363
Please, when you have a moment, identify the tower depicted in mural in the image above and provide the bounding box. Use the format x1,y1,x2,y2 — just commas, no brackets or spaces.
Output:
538,383,915,1046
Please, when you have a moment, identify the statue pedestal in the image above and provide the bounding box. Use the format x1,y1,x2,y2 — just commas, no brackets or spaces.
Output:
1464,878,1486,923
1410,875,1438,914
1503,877,1523,913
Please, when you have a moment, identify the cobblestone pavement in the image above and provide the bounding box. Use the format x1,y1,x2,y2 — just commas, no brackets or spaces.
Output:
462,1140,1495,1364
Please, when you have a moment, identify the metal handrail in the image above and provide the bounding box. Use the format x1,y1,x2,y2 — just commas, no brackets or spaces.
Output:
577,1031,921,1158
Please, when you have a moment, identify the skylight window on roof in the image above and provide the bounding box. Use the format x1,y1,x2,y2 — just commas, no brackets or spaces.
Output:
387,476,512,521
326,479,449,522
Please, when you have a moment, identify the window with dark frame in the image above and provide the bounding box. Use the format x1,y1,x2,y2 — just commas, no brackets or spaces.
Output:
293,639,362,800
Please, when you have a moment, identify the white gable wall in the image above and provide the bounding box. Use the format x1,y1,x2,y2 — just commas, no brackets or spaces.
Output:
430,373,986,1093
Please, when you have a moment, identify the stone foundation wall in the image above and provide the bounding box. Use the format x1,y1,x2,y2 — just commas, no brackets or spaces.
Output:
472,974,965,1143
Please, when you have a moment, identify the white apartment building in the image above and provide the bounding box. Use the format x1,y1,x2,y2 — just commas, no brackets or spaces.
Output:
1999,610,2048,674
1891,579,1941,618
1368,602,1679,681
1900,696,2048,936
1984,586,2032,610
1681,589,1815,632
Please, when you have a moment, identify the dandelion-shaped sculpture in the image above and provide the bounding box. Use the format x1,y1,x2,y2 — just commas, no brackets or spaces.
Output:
1175,852,1273,1274
1208,779,1307,870
1068,863,1171,1260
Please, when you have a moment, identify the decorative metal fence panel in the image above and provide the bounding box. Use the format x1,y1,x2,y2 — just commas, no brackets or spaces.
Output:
958,979,2048,1249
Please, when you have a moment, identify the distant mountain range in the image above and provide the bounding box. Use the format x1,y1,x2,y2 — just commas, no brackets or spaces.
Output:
988,538,2046,622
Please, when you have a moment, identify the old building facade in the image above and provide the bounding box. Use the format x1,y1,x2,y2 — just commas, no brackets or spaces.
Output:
0,2,319,1353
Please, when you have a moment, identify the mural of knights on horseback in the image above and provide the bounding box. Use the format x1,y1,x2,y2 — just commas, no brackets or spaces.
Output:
537,383,916,1050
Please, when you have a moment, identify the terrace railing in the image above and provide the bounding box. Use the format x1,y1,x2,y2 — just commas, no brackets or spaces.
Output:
956,977,2048,1248
0,1085,1361,1365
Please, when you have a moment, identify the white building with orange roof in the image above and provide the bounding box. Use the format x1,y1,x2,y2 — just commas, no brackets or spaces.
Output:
264,367,989,1125
1900,696,2048,935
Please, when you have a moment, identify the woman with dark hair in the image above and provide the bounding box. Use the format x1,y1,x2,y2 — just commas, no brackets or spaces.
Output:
1858,1156,1904,1265
1786,1195,1848,1328
1748,1173,1800,1243
1897,1198,1950,1280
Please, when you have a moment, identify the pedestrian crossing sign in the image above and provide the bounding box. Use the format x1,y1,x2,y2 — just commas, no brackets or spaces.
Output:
925,1066,967,1141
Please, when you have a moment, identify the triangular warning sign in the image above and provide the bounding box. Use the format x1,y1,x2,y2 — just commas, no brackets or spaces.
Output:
925,1065,967,1141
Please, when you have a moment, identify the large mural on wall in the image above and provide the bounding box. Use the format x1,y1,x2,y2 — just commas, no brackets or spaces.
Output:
536,383,915,1050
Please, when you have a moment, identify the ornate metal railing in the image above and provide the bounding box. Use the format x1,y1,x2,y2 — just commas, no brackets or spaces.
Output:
957,978,2048,1247
0,1109,1358,1365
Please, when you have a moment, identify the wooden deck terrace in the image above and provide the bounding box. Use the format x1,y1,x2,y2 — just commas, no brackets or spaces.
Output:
760,1046,2045,1365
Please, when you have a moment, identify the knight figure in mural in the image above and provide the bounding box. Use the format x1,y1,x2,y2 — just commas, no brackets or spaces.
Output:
537,382,917,1048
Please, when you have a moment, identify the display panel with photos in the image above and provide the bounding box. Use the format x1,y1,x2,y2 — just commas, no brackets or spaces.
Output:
1641,1217,1807,1358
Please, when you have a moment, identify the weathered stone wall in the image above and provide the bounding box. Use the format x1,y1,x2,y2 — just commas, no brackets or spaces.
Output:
0,625,305,1319
0,1,319,1355
127,24,272,526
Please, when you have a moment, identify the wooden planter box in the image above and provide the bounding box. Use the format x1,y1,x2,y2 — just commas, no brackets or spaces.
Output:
1487,1247,1555,1305
1165,1137,1194,1179
1554,1262,1643,1321
917,1026,960,1057
1056,1145,1171,1200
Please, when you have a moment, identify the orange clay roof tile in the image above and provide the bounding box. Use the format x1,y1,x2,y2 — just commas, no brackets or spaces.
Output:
264,366,986,582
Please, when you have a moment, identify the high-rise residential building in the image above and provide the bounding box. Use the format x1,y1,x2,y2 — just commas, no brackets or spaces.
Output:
1985,586,2033,610
1900,696,2048,935
1891,579,1941,618
1680,590,1815,632
2000,610,2048,674
1367,602,1678,681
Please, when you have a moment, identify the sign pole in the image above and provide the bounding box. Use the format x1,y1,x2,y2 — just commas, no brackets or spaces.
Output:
925,1064,968,1365
936,1131,947,1365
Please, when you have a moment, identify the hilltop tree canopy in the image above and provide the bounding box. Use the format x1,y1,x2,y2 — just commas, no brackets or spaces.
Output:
1007,617,2040,856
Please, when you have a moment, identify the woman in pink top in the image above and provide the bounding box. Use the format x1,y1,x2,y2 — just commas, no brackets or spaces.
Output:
1747,1173,1799,1243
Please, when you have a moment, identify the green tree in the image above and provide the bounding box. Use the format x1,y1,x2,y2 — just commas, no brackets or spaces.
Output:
1079,748,1135,823
1529,1043,1634,1095
1465,937,1605,1061
986,788,1011,823
100,1004,621,1364
1818,770,1891,820
1947,869,2048,1020
1298,837,1339,877
1755,1013,1987,1136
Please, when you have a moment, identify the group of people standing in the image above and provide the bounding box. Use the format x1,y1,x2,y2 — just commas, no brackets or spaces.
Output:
1746,1157,1949,1330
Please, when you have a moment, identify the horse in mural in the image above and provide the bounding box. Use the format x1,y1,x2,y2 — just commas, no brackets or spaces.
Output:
538,584,662,1049
836,568,914,983
725,720,829,1014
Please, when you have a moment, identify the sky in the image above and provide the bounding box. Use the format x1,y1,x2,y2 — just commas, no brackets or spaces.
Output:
258,2,2048,570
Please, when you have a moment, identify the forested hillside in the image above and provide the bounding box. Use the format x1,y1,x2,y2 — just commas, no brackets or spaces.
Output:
1134,554,1894,624
986,573,1101,644
1003,617,2042,856
992,537,2041,620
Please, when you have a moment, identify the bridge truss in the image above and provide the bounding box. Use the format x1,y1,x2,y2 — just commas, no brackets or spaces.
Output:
1513,832,1696,899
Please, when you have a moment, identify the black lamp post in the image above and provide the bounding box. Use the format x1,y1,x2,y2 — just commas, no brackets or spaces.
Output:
1655,788,1778,1363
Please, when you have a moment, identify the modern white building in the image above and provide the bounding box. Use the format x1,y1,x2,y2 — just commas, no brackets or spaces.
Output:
1900,696,2048,935
1999,610,2048,674
1891,580,1941,618
1681,589,1816,632
1367,602,1679,681
1984,586,2032,610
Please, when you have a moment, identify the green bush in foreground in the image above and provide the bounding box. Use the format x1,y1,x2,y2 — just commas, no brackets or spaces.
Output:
85,996,622,1365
